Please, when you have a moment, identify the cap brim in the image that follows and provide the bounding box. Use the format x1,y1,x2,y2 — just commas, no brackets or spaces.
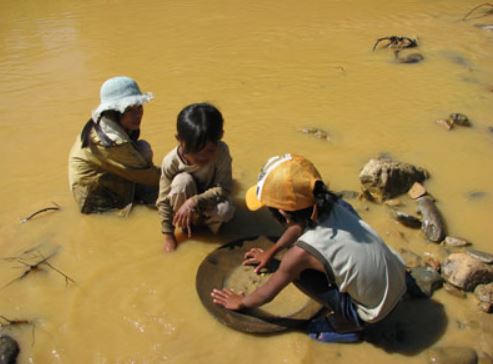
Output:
245,185,264,211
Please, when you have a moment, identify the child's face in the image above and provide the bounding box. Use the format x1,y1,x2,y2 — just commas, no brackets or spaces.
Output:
120,105,143,131
181,141,218,166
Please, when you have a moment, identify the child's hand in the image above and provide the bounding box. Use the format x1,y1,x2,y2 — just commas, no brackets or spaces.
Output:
163,233,178,253
173,198,198,238
243,247,274,273
211,288,245,311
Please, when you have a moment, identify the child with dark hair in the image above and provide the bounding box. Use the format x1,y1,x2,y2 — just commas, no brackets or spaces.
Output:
156,103,235,252
212,154,406,343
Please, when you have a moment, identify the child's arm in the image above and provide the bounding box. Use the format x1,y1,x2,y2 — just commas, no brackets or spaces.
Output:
212,245,307,310
244,222,304,273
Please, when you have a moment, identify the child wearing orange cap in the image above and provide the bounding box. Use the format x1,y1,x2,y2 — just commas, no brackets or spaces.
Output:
211,154,406,342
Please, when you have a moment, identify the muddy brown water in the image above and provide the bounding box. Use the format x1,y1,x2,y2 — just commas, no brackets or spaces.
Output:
1,0,492,362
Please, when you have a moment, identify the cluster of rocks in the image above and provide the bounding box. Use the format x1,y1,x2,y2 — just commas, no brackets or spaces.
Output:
358,157,493,313
435,112,472,131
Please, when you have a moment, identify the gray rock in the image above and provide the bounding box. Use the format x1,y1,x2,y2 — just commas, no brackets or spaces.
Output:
0,335,19,364
427,346,478,364
442,253,493,291
417,196,447,242
359,159,429,202
444,236,471,247
391,210,422,229
467,248,493,264
409,266,443,297
474,283,493,313
449,113,471,127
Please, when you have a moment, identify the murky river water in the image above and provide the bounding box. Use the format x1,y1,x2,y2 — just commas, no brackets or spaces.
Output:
1,0,492,362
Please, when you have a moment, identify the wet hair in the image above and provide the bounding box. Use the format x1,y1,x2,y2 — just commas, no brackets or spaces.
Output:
176,103,223,154
81,110,139,148
269,181,339,228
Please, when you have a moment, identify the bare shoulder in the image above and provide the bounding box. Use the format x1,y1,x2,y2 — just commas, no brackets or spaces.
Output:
279,246,313,275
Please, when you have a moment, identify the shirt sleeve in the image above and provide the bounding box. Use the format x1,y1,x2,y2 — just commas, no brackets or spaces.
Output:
156,152,179,234
90,141,160,186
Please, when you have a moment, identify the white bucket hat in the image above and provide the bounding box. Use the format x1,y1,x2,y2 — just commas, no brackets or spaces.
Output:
92,76,154,122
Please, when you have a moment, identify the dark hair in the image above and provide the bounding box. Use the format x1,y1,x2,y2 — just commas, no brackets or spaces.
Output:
269,181,339,227
81,110,139,148
176,103,223,154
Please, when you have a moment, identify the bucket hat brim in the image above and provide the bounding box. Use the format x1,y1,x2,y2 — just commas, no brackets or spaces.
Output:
92,92,153,122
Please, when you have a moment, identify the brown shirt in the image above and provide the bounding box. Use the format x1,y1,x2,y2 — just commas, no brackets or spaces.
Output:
156,141,233,233
68,117,160,213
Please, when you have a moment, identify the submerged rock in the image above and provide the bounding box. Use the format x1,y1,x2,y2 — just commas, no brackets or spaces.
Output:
408,266,443,297
417,196,447,242
427,346,478,364
441,253,493,291
298,127,331,142
0,335,19,364
359,159,429,202
474,283,493,313
449,113,471,127
391,209,422,229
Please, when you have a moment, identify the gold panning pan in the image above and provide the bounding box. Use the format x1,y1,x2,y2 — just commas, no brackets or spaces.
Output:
196,236,323,333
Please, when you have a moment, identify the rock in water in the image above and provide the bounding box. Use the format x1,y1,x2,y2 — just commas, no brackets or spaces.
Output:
417,196,446,242
442,253,493,291
359,159,429,202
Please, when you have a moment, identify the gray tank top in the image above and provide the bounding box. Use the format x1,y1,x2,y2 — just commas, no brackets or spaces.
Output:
296,201,406,323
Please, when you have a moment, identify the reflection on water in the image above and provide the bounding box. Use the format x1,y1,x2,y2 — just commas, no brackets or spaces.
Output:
0,0,492,362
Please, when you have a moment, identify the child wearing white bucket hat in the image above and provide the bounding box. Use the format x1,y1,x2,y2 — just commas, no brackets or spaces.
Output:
212,154,406,343
68,76,160,214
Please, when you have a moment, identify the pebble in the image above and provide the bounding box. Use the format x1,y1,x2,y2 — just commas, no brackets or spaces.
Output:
408,181,427,199
466,248,493,264
443,236,471,247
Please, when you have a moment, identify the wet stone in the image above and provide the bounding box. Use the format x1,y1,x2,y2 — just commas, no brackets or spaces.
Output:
409,266,443,297
0,335,19,364
442,253,493,291
298,127,331,142
444,236,471,247
435,118,454,130
449,113,471,127
467,191,487,200
427,346,478,364
466,248,493,264
359,158,429,202
408,181,427,199
384,199,403,207
391,210,422,229
474,283,493,313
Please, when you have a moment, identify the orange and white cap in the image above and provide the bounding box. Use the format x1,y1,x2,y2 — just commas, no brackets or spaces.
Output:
245,154,323,211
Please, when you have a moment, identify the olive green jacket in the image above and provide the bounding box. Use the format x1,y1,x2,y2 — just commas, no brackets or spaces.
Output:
68,117,160,213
